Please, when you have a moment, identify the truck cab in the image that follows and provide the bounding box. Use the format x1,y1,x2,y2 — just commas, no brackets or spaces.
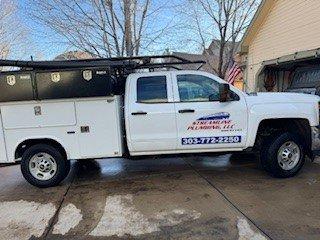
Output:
125,70,248,155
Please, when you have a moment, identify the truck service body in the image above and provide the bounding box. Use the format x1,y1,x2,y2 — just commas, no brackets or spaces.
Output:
0,56,319,187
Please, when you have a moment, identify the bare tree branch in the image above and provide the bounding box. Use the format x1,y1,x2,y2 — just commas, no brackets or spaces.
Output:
182,0,260,78
27,0,174,57
0,0,29,60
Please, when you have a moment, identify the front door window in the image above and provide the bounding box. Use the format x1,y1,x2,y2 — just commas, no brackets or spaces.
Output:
177,74,220,102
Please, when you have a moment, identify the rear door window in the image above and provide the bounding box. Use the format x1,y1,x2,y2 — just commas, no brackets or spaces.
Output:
137,76,168,103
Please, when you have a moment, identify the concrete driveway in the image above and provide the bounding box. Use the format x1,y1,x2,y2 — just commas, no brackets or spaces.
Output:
0,154,319,240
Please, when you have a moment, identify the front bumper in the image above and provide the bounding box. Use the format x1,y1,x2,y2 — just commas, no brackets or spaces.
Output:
311,126,320,156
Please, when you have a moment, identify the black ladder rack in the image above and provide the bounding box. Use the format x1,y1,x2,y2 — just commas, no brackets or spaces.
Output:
0,55,205,103
0,55,205,70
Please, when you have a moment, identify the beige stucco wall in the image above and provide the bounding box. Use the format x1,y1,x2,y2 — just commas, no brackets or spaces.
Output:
245,0,320,92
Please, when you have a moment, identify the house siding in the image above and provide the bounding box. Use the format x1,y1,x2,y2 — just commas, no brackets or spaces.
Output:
246,0,320,91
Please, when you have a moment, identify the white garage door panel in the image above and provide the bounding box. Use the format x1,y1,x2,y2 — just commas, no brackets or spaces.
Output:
1,102,76,129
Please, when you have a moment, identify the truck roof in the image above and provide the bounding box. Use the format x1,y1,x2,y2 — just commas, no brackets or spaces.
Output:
128,69,216,77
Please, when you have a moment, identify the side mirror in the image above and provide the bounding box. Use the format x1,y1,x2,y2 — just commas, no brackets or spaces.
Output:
219,83,230,102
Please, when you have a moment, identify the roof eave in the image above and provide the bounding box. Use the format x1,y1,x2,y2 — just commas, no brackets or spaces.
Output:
239,0,276,54
262,48,320,67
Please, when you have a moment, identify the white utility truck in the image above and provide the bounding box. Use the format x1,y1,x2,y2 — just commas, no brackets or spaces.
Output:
0,56,319,187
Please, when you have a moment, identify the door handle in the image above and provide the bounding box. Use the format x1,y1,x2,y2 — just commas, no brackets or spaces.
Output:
178,109,195,113
131,111,147,115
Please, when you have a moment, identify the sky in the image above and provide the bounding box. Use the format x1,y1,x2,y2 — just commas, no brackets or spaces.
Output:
17,0,75,60
14,0,206,60
14,0,218,60
12,0,257,60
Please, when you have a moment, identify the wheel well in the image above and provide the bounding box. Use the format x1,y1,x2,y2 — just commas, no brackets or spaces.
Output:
15,138,67,160
254,118,311,151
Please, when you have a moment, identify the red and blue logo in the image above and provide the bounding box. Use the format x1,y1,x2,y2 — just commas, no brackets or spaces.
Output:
197,112,230,121
187,112,234,131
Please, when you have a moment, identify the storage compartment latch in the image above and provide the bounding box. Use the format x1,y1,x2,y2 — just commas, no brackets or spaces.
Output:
81,126,90,133
34,106,42,116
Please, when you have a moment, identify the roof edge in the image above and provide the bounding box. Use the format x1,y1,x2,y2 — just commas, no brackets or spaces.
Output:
262,48,320,67
240,0,276,53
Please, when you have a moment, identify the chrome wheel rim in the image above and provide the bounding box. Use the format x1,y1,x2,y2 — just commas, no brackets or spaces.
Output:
29,152,57,180
277,141,301,171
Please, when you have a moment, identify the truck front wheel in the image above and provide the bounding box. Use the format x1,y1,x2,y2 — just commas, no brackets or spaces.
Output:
260,132,305,178
21,144,70,188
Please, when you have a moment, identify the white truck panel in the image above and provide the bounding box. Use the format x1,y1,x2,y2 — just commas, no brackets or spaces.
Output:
0,114,8,162
125,72,177,153
1,102,76,129
170,71,248,151
0,96,123,163
75,97,123,158
246,102,319,147
4,127,79,162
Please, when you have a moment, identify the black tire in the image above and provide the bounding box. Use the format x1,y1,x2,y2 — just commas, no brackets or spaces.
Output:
21,144,70,188
260,132,305,178
65,159,71,177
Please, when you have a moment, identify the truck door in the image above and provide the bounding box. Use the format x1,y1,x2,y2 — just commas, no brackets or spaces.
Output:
126,72,177,153
172,72,247,151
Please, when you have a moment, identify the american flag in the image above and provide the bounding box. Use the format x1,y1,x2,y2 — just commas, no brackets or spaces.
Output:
226,62,242,85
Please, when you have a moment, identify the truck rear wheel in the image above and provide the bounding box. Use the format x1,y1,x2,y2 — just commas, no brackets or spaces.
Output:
21,144,70,188
260,132,305,178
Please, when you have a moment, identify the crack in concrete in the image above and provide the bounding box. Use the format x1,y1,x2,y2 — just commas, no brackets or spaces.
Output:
183,158,273,240
52,203,83,235
42,172,76,239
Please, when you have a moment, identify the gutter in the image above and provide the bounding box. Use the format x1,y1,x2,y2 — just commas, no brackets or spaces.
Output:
262,48,320,67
